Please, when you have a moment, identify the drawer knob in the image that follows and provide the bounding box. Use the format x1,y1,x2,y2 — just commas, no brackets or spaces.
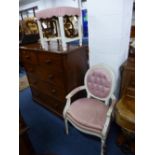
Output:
33,91,39,97
33,81,37,85
48,74,54,79
45,59,52,64
25,55,31,59
29,68,34,72
54,103,58,108
51,89,56,94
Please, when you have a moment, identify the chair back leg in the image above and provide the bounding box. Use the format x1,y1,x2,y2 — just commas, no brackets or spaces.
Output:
101,138,106,155
65,118,69,135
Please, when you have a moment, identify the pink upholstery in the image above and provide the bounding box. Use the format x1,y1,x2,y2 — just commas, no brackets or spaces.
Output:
86,68,112,98
36,7,81,19
67,98,109,133
67,115,102,134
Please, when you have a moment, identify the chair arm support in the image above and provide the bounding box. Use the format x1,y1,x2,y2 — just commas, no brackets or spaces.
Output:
106,94,116,117
102,116,111,137
102,95,117,137
63,86,86,118
63,98,71,118
66,86,86,99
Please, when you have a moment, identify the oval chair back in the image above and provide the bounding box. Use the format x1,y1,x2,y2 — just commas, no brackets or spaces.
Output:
84,64,115,105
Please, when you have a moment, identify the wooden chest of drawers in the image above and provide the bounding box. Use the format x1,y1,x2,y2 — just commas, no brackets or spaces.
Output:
20,43,89,117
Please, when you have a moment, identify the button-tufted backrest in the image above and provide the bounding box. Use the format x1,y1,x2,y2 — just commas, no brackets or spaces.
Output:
85,65,114,100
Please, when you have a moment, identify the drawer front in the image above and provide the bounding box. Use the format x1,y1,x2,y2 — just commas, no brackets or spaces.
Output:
24,64,38,75
38,67,64,88
21,50,37,64
38,53,61,70
29,80,65,102
26,74,38,87
25,65,65,89
43,82,66,102
31,88,64,116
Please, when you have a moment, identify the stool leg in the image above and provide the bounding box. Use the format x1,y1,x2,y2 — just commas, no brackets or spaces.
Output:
56,20,60,48
37,20,45,49
78,16,82,46
58,16,67,51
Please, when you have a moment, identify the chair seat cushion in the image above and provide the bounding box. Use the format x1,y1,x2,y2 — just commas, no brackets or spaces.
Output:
66,98,109,134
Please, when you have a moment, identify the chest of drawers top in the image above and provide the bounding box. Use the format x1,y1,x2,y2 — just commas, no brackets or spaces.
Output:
20,42,86,53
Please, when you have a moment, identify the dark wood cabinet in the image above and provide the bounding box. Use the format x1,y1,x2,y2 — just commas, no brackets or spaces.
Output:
120,57,135,98
20,43,89,117
120,56,135,113
115,56,135,154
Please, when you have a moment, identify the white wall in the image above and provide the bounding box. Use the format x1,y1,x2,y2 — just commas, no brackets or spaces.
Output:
19,0,45,11
19,0,79,11
87,0,134,96
50,0,78,7
19,0,81,21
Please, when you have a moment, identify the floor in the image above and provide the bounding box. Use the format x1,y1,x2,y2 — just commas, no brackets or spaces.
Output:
19,85,133,155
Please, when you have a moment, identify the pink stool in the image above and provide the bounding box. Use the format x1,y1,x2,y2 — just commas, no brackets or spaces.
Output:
36,7,82,51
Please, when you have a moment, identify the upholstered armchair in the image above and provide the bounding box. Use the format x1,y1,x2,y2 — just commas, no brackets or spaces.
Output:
63,64,117,155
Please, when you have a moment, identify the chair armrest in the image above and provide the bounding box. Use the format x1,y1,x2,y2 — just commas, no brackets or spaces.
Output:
63,86,86,118
66,86,86,99
106,94,116,117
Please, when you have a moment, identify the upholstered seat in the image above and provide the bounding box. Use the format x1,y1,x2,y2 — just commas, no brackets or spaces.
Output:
63,64,116,155
67,98,109,134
